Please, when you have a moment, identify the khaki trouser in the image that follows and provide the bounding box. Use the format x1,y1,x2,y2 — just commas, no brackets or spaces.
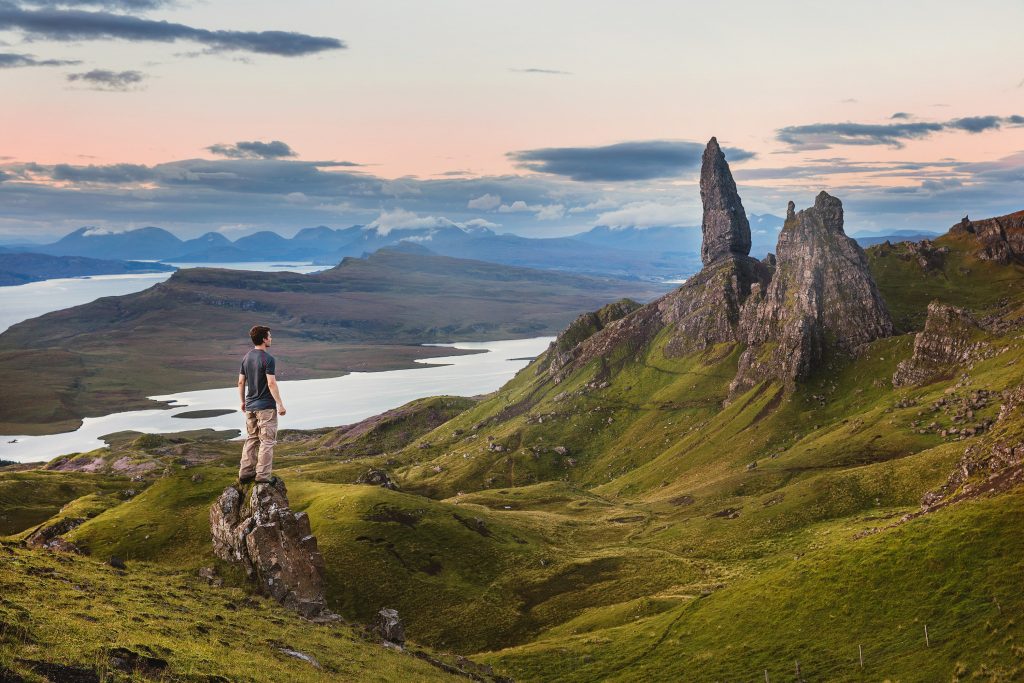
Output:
240,408,278,481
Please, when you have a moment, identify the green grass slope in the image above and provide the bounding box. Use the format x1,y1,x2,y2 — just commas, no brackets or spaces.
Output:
0,542,471,682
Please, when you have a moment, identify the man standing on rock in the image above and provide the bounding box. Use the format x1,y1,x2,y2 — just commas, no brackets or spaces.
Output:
238,325,286,484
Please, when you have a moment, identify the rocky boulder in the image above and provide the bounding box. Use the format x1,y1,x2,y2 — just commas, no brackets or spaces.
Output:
893,302,988,387
210,479,332,619
373,608,406,646
732,192,894,394
700,137,752,265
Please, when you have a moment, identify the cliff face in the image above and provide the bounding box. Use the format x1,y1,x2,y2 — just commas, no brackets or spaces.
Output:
731,193,894,393
544,137,893,398
950,210,1024,263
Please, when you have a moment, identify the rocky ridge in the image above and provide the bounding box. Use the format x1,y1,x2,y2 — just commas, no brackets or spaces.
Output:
950,210,1024,263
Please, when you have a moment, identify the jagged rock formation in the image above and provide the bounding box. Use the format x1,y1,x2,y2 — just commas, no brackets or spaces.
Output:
210,479,332,619
545,140,773,378
547,299,642,380
950,210,1024,263
731,193,894,394
540,140,892,398
700,137,752,264
893,302,988,386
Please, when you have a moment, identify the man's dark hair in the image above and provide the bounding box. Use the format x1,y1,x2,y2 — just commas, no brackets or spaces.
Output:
249,325,271,345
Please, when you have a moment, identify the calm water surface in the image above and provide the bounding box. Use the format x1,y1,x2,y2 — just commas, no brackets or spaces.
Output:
0,261,325,334
0,337,552,463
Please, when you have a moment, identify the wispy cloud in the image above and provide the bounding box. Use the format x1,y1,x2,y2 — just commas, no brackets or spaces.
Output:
207,140,300,160
3,148,1024,242
66,68,145,90
21,0,172,9
0,51,80,67
0,3,346,56
508,140,755,181
510,67,571,75
778,115,1024,149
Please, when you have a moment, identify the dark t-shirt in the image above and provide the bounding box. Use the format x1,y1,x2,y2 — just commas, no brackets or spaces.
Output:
240,349,276,411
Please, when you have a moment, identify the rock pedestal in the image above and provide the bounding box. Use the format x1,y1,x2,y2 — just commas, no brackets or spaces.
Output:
210,479,331,619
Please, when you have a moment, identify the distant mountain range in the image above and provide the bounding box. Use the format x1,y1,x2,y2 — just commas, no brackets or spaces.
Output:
1,217,937,282
0,253,176,287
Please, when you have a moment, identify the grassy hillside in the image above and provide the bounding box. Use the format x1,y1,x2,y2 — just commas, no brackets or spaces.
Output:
0,542,477,682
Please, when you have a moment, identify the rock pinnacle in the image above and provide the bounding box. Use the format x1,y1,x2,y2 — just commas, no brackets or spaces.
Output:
699,137,752,265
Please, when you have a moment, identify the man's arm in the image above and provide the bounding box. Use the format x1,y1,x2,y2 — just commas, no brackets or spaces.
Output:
267,375,287,416
238,373,246,412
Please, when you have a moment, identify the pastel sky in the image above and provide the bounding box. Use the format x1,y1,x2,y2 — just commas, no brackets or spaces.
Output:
1,0,1023,240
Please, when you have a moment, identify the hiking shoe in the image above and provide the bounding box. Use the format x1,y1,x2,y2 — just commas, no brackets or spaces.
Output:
254,475,279,485
238,475,255,485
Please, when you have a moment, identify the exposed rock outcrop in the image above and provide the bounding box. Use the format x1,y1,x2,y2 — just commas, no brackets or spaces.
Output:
210,479,332,619
547,298,642,380
731,193,894,394
659,255,771,357
950,210,1024,263
24,517,85,553
872,238,948,272
356,468,400,490
893,302,988,387
373,608,406,646
700,137,752,265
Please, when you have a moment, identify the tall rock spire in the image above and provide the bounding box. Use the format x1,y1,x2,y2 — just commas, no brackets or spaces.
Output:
700,137,752,265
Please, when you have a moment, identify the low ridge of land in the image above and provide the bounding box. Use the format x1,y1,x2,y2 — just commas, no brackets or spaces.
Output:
0,247,664,435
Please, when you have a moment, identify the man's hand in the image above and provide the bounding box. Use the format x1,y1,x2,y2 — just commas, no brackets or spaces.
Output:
240,402,246,412
278,405,287,416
